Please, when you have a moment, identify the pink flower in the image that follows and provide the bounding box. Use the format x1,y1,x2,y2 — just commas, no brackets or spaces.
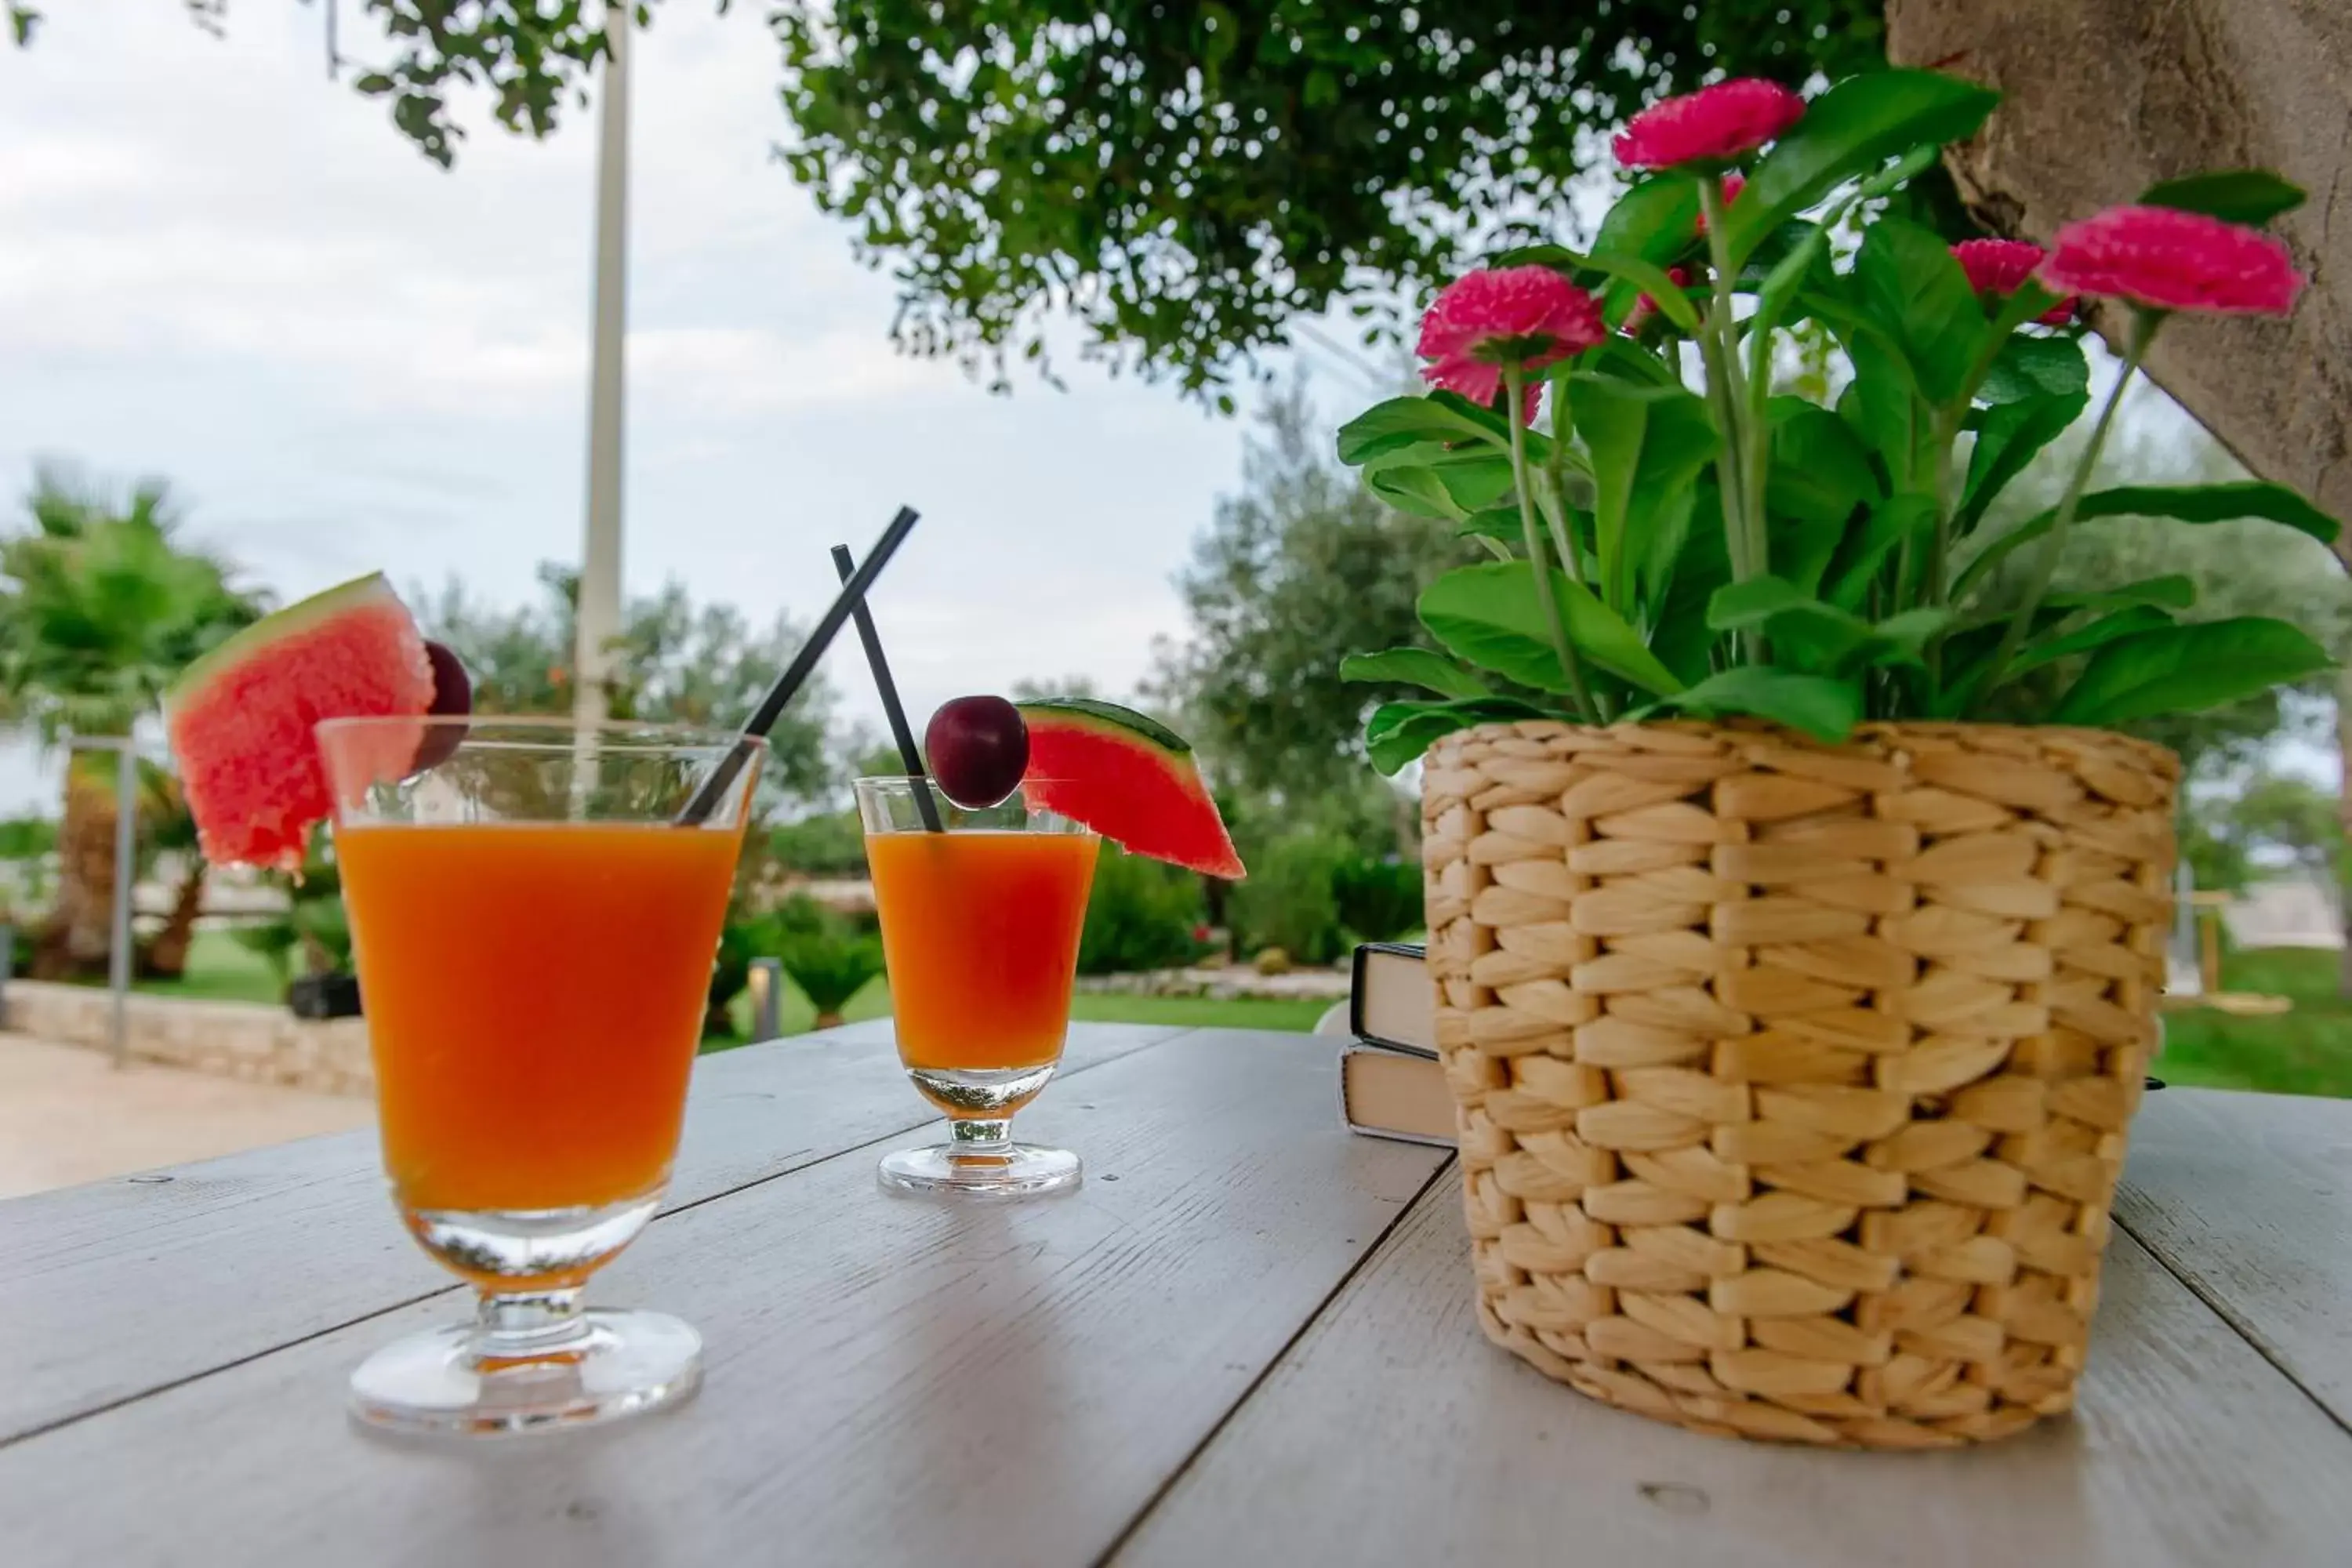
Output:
1621,266,1691,336
1613,79,1804,171
2040,205,2306,317
1418,267,1604,414
1953,238,2075,326
1693,172,1745,238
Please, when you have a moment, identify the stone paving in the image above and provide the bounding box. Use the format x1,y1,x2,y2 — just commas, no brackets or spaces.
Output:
0,1035,372,1201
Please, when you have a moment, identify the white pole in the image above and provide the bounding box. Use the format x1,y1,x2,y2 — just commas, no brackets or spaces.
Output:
575,10,630,731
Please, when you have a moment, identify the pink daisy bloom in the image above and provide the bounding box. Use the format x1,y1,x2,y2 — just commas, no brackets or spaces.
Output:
1613,79,1804,172
1417,267,1604,414
2040,205,2306,317
1952,238,2075,326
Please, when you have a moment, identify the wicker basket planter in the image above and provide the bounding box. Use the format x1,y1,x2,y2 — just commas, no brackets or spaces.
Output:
1420,719,2179,1448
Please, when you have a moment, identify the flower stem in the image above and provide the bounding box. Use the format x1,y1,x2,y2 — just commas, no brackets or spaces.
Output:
1698,174,1766,660
1976,310,2159,706
1505,363,1599,723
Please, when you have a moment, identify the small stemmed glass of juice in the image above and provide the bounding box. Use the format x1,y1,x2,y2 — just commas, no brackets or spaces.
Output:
856,776,1098,1196
320,716,760,1436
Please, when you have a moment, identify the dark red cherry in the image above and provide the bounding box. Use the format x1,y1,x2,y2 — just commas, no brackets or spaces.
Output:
924,695,1029,808
411,641,473,771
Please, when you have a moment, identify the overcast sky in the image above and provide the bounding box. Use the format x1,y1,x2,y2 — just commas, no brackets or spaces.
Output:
0,5,1371,811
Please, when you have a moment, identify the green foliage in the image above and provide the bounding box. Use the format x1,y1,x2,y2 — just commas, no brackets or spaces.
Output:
1228,832,1348,966
1076,845,1207,976
0,815,56,859
768,810,868,877
775,920,884,1018
1336,71,2338,766
0,465,263,742
1330,856,1423,945
416,562,836,807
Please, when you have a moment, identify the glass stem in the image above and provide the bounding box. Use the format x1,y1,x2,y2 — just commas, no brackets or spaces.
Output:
474,1285,590,1362
950,1116,1013,1153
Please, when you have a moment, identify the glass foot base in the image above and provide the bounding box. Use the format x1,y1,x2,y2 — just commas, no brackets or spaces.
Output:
877,1142,1082,1198
349,1308,702,1437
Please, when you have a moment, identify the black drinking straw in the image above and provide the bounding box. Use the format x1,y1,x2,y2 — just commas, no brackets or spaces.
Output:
832,543,944,832
675,505,921,826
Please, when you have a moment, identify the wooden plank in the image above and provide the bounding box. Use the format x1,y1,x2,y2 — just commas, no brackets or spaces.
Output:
1115,1166,2352,1568
0,1020,1179,1443
2114,1087,2352,1426
0,1030,1447,1568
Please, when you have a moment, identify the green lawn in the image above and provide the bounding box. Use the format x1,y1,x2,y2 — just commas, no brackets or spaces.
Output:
130,927,285,1005
2159,948,2352,1098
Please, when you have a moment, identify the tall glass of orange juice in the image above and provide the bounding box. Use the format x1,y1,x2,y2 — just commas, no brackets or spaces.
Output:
856,776,1098,1196
317,717,760,1436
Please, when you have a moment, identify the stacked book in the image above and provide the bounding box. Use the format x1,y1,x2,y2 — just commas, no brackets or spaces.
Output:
1335,942,1455,1147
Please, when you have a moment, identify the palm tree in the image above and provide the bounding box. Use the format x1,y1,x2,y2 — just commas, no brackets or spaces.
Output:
0,464,262,978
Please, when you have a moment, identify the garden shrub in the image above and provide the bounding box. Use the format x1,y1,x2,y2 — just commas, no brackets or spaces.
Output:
1076,844,1207,975
1229,831,1348,967
1330,855,1423,944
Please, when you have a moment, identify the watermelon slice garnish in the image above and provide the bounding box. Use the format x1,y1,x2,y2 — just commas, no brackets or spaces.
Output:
164,573,435,869
1016,698,1245,880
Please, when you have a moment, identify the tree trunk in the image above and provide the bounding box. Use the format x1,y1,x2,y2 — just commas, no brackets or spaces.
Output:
812,1010,845,1031
1886,1,2352,993
140,858,207,980
33,757,119,981
1885,1,2352,532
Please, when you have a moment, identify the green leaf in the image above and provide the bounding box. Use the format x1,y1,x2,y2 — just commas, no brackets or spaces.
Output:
1592,174,1703,268
1704,577,1940,677
1955,390,2089,538
1654,666,1864,742
2009,604,2180,677
1458,507,1523,546
2053,618,2335,726
1581,250,1700,333
1765,408,1880,595
1977,334,2089,406
1340,648,1494,700
1954,481,2343,599
1707,575,1813,632
1363,697,1552,775
1722,71,2001,269
1566,375,1719,615
1360,444,1517,522
1649,481,1733,684
1418,561,1686,698
1336,396,1502,466
1838,335,1920,490
2138,169,2307,226
1824,494,1937,612
1853,218,1987,406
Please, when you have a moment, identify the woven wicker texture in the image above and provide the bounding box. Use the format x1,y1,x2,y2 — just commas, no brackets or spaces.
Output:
1421,720,2179,1448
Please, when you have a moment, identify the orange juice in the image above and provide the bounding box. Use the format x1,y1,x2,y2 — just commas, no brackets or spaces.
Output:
866,829,1099,1073
337,821,742,1214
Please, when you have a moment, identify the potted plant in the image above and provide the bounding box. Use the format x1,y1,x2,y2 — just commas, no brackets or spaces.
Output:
1337,70,2332,1447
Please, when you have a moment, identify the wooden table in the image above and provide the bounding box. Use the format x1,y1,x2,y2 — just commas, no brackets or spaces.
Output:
2,1024,2347,1566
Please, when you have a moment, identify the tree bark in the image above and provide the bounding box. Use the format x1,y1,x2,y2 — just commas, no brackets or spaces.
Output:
141,859,207,980
1886,0,2352,537
33,757,118,981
